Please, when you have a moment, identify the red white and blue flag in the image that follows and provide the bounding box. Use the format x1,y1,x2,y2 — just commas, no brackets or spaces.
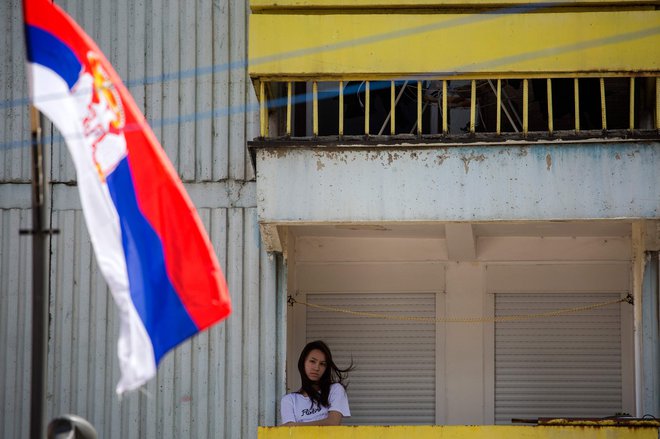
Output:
23,0,231,394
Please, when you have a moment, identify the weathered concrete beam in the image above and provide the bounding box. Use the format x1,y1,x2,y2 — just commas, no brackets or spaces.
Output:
255,142,659,225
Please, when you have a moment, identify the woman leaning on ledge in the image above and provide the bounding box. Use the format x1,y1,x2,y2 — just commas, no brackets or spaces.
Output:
280,340,353,426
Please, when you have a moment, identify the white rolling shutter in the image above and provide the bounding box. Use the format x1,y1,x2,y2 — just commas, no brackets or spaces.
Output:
495,292,624,423
306,292,437,425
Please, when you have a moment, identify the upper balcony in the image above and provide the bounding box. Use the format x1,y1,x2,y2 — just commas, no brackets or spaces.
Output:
248,0,660,143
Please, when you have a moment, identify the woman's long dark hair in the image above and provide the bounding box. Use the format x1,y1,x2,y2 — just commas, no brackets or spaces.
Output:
298,340,353,409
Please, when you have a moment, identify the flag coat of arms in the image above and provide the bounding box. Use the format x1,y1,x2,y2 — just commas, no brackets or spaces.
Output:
23,0,232,394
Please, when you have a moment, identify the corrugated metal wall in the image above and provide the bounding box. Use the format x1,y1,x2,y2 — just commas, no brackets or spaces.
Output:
0,1,284,438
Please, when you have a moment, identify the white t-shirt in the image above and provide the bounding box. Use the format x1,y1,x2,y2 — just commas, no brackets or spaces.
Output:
280,383,351,424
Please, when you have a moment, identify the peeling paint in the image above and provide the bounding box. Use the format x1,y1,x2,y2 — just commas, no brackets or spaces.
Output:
263,149,290,159
385,152,402,166
318,150,349,164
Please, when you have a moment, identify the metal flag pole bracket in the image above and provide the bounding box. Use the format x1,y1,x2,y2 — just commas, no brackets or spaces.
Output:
19,229,60,235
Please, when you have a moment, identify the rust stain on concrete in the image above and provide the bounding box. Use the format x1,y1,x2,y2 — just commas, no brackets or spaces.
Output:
263,149,290,159
546,153,552,170
461,154,486,174
435,154,449,165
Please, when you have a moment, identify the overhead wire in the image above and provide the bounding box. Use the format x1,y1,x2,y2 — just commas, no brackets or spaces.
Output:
288,294,632,324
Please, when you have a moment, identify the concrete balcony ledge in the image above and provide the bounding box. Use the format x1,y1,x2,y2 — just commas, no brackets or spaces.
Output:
258,424,660,439
254,142,660,222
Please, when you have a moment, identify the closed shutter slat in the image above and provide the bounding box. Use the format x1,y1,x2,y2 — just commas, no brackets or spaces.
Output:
307,292,436,425
495,292,623,424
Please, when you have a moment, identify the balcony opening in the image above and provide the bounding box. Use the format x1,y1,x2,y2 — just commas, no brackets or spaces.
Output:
260,76,658,141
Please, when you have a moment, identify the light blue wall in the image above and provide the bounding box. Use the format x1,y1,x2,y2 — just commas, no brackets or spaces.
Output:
256,143,659,223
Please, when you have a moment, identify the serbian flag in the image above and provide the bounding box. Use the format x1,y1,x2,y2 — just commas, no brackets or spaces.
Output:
23,0,231,394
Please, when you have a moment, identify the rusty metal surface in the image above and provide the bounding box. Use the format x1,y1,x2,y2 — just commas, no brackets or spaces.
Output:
513,417,660,427
539,418,660,427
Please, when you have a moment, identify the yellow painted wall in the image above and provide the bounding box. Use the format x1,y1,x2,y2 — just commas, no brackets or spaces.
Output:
251,0,658,9
258,425,659,439
249,11,660,77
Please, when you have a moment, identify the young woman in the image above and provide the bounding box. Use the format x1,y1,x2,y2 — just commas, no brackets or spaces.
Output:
280,340,353,426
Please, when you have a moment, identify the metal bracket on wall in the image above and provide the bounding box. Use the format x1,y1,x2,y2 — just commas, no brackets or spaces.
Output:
19,229,60,236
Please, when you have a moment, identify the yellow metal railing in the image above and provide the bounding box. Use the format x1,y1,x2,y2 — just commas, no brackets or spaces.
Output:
257,75,660,139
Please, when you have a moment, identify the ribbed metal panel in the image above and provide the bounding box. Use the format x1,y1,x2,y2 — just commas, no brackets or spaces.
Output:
32,206,278,439
494,293,623,424
0,209,33,438
1,0,256,182
306,292,436,425
1,0,275,437
2,0,259,184
0,0,31,182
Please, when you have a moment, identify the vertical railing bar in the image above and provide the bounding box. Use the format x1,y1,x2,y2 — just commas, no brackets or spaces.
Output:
442,80,448,135
417,80,423,136
470,80,476,134
365,81,370,136
547,78,554,134
523,79,528,135
488,80,518,133
339,80,344,138
600,77,607,131
286,81,292,136
628,77,635,131
313,81,319,136
379,80,408,136
496,79,501,135
260,80,268,138
391,81,396,135
574,77,580,132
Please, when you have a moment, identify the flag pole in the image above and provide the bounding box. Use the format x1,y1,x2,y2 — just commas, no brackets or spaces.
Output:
28,104,49,439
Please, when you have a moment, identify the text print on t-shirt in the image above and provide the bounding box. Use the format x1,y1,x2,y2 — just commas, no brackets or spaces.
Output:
301,405,322,417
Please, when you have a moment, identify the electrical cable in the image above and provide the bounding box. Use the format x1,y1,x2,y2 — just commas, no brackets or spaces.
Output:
288,295,631,324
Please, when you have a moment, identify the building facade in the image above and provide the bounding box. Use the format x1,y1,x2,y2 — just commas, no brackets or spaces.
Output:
249,0,660,428
0,0,658,438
